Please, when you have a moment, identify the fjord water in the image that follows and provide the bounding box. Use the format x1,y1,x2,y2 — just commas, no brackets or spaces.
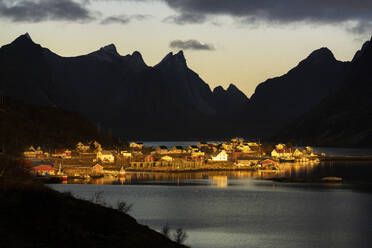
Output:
50,161,372,248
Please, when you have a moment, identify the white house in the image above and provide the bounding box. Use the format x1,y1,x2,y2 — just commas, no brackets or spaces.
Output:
271,149,292,158
24,146,36,158
161,155,173,162
211,150,228,161
97,150,115,163
293,149,303,157
24,146,43,158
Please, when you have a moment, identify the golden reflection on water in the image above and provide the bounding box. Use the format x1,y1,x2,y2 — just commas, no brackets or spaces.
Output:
72,162,319,186
210,176,228,188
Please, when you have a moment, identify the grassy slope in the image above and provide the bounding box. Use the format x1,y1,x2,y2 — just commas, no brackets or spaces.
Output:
0,157,186,248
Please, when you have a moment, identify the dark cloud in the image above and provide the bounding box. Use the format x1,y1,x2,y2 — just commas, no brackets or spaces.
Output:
0,0,94,22
348,21,372,34
162,0,372,23
124,0,372,33
101,15,130,25
100,14,151,25
170,39,215,51
163,12,206,25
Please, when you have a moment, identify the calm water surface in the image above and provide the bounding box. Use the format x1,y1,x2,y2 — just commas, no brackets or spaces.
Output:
50,161,372,248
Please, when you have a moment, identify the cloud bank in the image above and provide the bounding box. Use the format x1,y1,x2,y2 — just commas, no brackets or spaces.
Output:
131,0,372,33
170,39,215,51
100,14,151,25
0,0,94,22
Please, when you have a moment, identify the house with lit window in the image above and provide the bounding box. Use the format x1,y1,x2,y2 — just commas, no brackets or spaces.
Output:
53,149,72,159
97,150,115,163
211,150,228,161
92,164,104,173
32,165,57,176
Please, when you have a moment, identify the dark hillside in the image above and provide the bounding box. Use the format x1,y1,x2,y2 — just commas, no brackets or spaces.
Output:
0,157,186,248
274,37,372,147
0,98,117,154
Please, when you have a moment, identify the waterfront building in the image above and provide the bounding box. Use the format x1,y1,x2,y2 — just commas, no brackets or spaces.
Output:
97,150,115,163
32,165,57,176
23,146,36,158
24,146,43,158
211,150,228,161
271,148,292,158
161,155,173,162
53,149,72,159
293,149,303,157
92,164,103,173
144,155,155,162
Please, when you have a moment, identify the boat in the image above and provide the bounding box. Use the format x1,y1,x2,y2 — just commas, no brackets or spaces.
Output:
320,177,342,183
119,166,126,178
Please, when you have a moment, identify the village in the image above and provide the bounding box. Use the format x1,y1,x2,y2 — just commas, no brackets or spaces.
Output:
22,138,323,182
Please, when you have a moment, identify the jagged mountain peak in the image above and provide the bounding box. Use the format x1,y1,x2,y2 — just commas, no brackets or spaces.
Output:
23,32,32,41
352,39,371,62
132,50,142,58
306,47,335,61
227,83,240,92
10,33,37,46
131,51,145,63
213,84,249,101
295,47,337,69
156,50,187,68
213,86,225,93
100,44,119,56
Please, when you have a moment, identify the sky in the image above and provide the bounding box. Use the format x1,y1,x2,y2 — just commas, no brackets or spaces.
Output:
0,0,371,97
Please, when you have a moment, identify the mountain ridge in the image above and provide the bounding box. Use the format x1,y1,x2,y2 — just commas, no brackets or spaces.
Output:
2,33,371,144
0,33,249,139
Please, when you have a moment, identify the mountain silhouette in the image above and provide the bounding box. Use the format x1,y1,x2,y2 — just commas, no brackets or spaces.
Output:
274,36,372,147
0,34,249,139
2,33,371,143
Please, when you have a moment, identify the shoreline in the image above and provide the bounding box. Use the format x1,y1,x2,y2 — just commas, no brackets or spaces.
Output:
0,157,188,248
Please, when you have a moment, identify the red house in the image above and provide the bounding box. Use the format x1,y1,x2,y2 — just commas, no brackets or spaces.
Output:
53,149,72,159
92,164,103,173
32,165,57,176
144,155,155,162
